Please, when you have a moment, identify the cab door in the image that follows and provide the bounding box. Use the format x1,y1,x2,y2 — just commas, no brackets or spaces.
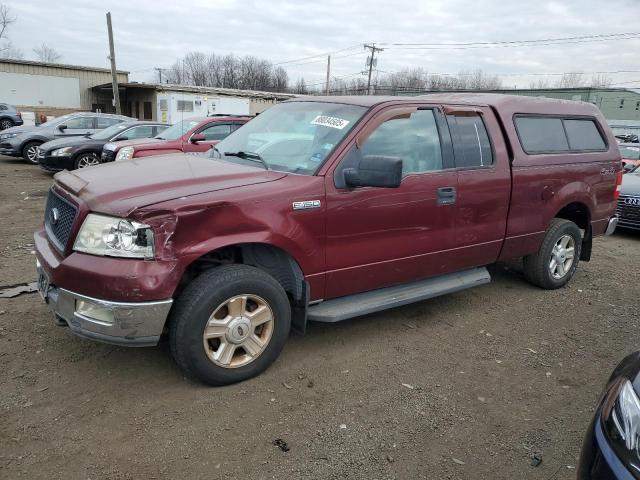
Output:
184,123,233,153
324,105,460,299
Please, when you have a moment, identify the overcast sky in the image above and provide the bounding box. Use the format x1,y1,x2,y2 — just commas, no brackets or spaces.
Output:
3,0,640,89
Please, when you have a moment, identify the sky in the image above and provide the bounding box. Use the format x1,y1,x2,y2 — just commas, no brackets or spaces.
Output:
2,0,640,89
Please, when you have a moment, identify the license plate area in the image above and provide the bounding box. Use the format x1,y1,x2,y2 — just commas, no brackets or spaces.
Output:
37,270,50,301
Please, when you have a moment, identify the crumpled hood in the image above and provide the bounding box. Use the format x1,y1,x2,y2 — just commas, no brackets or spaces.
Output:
621,173,640,196
53,153,286,217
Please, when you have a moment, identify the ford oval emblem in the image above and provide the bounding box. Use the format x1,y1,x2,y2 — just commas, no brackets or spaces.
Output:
49,207,60,225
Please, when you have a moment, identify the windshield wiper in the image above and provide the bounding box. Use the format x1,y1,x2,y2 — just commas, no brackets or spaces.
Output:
223,151,269,170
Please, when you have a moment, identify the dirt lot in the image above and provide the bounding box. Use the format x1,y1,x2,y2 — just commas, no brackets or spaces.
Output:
0,155,638,480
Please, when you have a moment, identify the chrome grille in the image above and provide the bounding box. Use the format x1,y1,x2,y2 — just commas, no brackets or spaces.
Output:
44,189,77,252
101,149,115,162
616,195,640,229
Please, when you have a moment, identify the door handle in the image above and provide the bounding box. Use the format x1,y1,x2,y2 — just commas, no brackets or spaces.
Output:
437,186,457,205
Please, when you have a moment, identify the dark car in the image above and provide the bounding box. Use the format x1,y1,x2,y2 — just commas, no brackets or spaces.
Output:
578,352,640,479
38,121,168,171
616,167,640,231
104,115,249,162
620,143,640,173
0,103,23,130
0,112,132,164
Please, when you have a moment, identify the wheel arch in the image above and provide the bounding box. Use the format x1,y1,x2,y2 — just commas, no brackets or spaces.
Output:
177,242,309,333
553,201,592,261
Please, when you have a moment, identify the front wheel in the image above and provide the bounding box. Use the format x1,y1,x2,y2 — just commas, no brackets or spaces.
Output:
22,141,41,164
169,264,291,385
74,152,101,169
0,119,14,130
523,218,582,289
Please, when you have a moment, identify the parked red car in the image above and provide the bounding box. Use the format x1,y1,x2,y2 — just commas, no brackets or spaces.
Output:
101,115,251,162
36,94,621,386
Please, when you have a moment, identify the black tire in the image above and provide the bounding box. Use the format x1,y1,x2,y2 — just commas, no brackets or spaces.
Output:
74,152,101,169
0,118,14,130
22,141,41,164
169,264,291,386
523,218,582,289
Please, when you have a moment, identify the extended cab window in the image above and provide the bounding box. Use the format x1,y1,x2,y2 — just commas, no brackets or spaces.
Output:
446,114,493,168
361,109,443,175
515,116,606,154
200,124,232,141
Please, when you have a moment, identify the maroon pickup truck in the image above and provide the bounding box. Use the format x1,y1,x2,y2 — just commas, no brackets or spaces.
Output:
35,94,622,385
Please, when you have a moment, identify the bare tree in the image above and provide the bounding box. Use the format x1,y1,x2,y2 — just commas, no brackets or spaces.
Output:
33,43,62,63
294,77,308,94
554,72,585,88
0,40,23,59
589,73,613,88
0,3,18,57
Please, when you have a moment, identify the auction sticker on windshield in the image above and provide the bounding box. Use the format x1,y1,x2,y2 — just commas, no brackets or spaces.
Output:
311,115,350,130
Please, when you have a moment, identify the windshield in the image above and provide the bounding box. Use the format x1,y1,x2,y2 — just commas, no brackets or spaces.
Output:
91,123,129,140
156,119,200,140
620,145,640,160
213,101,366,175
40,113,76,128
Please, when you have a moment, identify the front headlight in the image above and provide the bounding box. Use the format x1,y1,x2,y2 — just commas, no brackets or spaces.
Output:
51,146,74,156
603,379,640,474
116,146,134,161
103,142,116,151
0,132,18,140
73,213,154,259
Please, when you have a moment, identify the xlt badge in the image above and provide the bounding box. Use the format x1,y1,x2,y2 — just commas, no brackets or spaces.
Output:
292,200,321,211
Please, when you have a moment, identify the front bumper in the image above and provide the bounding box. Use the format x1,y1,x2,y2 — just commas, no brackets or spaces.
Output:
37,151,72,172
0,137,20,155
37,259,173,346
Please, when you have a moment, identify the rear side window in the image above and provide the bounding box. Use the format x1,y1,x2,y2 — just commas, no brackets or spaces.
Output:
563,119,606,150
447,114,493,168
514,117,569,153
515,116,606,154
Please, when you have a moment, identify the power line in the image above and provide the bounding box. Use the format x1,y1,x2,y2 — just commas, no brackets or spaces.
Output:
273,44,362,66
383,32,640,49
281,51,366,68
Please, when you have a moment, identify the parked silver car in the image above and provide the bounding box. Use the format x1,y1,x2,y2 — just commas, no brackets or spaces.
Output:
0,103,23,130
0,112,132,164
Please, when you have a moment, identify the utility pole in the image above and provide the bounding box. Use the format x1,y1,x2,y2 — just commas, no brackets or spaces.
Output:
325,55,331,95
154,67,166,84
106,12,121,115
364,43,383,95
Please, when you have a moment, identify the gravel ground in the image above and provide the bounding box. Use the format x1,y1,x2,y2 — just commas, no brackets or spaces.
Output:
0,155,638,479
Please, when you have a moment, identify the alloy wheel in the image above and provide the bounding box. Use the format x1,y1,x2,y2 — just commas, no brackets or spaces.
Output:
202,294,274,368
77,154,100,168
0,120,12,130
549,234,575,279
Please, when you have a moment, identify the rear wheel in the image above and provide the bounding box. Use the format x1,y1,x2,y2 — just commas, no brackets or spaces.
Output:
523,218,582,289
74,152,100,169
169,264,291,385
0,119,14,130
22,141,41,164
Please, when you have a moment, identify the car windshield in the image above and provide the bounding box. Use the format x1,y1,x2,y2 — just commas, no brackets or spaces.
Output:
91,123,129,140
212,101,367,175
39,113,76,128
620,146,640,160
156,119,200,140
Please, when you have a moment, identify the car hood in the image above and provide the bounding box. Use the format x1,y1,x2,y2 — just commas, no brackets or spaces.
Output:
40,136,98,152
53,153,287,216
621,173,640,196
113,137,164,150
2,124,41,136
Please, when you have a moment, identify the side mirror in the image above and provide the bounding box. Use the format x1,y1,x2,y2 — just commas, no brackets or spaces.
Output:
344,155,402,188
115,135,128,141
190,133,206,144
57,124,67,131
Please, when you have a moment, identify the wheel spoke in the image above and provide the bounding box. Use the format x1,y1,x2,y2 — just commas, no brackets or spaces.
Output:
565,247,575,260
242,334,265,357
203,322,226,339
560,236,571,248
247,304,272,327
215,342,237,365
556,261,566,277
227,296,247,317
549,258,557,272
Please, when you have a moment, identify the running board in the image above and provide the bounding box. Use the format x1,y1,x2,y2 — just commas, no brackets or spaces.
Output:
307,267,491,323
